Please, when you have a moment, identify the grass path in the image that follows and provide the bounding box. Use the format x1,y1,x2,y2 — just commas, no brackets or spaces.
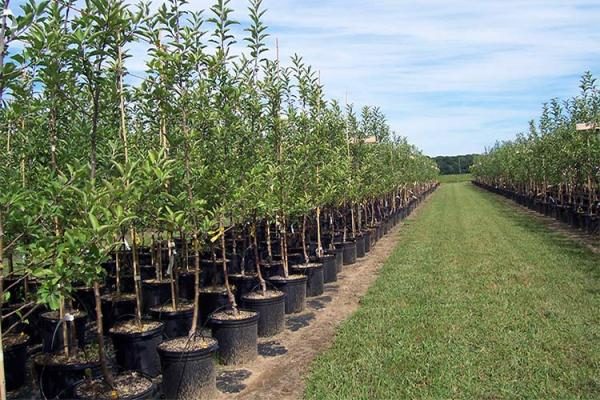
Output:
305,182,600,399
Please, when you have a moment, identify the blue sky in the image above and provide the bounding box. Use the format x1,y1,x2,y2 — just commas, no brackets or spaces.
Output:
12,0,600,156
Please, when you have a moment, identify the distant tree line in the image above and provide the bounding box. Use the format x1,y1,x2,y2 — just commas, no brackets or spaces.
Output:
432,154,477,175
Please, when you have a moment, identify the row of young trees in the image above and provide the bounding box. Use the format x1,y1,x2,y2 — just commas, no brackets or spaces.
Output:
0,0,438,397
472,72,600,215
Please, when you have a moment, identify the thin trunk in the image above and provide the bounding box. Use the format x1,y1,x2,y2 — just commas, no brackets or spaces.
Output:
59,298,69,357
0,209,5,400
115,241,121,296
350,202,356,238
117,36,128,163
93,281,114,387
253,219,266,294
266,221,272,261
301,215,308,264
188,234,201,336
168,233,177,310
329,210,336,250
157,236,163,281
220,218,237,313
281,216,289,277
316,206,322,258
130,228,143,326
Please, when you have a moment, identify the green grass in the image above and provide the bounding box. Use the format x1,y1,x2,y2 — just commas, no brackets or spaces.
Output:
305,182,600,399
438,173,472,183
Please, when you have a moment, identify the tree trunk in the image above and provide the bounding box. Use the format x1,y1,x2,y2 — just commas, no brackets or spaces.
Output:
130,228,143,327
253,219,266,294
93,281,114,387
189,234,201,336
220,218,237,313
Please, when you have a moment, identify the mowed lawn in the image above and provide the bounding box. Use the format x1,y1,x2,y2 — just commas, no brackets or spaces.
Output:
305,182,600,399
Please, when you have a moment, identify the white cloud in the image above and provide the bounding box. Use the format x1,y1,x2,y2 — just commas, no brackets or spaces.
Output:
17,0,600,155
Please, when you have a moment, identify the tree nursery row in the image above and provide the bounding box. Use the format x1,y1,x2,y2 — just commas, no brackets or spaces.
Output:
0,0,439,399
472,72,600,236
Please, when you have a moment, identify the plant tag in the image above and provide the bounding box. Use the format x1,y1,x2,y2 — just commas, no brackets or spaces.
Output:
123,238,131,251
64,313,74,322
290,224,294,234
167,255,174,275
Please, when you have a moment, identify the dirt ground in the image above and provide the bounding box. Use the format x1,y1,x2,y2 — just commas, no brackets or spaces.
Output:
214,200,431,400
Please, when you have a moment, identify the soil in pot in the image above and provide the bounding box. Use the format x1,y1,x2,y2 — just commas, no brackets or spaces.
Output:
141,279,172,315
100,293,137,331
109,320,164,377
241,290,286,337
199,286,231,326
34,348,101,399
228,273,259,304
74,371,155,400
4,333,29,392
209,310,258,365
149,302,194,339
158,337,218,400
267,275,308,314
40,310,87,353
290,263,324,297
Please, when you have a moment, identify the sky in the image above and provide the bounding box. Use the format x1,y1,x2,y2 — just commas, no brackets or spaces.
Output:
11,0,600,156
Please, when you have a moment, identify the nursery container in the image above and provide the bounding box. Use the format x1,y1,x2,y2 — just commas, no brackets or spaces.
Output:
241,290,286,337
110,321,164,377
210,310,258,365
158,337,218,400
267,275,307,314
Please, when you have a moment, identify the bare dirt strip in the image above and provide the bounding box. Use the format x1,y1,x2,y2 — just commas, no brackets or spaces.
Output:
214,198,433,400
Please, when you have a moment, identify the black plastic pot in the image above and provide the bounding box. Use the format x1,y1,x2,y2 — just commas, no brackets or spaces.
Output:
364,230,372,253
200,258,232,286
4,334,29,392
141,280,172,314
259,261,285,279
178,271,196,301
355,234,366,258
101,293,136,331
241,291,286,337
228,274,259,304
110,322,164,377
150,305,194,339
74,373,156,400
34,355,101,399
329,246,343,273
74,286,101,320
107,274,135,293
320,254,337,283
140,265,156,281
267,275,307,314
158,338,218,400
341,241,357,265
40,311,87,353
210,311,258,365
199,288,230,326
290,263,324,297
